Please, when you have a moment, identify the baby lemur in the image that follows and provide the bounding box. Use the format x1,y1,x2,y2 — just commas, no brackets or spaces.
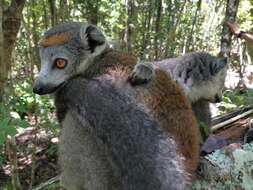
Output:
130,52,228,129
33,22,200,190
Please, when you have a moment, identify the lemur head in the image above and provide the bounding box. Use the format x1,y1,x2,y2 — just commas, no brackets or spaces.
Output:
33,22,108,95
187,56,228,103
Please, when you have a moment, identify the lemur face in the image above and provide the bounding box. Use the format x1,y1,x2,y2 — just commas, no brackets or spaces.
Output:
186,57,228,103
33,46,76,95
33,22,107,95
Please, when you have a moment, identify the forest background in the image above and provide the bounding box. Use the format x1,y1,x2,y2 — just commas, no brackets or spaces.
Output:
0,0,252,189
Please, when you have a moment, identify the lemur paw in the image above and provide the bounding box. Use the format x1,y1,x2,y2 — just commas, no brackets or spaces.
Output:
129,62,155,85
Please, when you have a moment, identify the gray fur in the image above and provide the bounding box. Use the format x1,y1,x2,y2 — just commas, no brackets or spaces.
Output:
130,61,156,85
34,22,189,190
55,76,187,190
131,52,228,127
132,52,228,103
161,53,227,103
33,22,107,95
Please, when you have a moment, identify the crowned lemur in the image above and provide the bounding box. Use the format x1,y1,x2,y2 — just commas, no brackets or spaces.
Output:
130,53,228,135
33,22,200,190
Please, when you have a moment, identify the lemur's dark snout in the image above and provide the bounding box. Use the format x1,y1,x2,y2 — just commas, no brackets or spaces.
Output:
33,80,64,95
33,80,57,95
33,82,51,95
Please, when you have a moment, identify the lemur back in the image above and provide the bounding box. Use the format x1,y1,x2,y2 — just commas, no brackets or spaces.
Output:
88,50,200,174
34,22,200,190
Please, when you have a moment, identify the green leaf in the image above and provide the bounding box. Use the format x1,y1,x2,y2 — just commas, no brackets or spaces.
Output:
6,127,18,137
0,118,9,129
0,133,6,145
17,120,29,129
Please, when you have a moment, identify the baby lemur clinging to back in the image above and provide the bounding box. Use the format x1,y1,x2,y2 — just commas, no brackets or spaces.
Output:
33,22,200,190
130,52,228,130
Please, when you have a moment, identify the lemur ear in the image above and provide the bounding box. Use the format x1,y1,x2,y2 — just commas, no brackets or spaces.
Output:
80,24,106,53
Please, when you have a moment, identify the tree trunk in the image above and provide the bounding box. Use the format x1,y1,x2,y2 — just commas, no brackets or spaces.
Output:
163,0,172,58
0,0,4,101
220,0,239,57
187,0,202,52
7,138,22,190
140,0,153,59
85,1,99,25
165,0,187,57
59,0,69,22
48,0,57,27
31,0,40,71
42,0,49,29
2,0,26,100
125,0,135,53
154,0,162,60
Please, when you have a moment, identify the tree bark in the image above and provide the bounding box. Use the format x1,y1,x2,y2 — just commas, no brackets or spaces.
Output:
165,0,187,57
31,0,40,71
140,0,153,59
187,0,202,52
42,0,49,29
1,0,26,100
48,0,57,27
7,138,22,190
154,0,162,60
125,0,135,53
59,0,69,22
85,1,99,25
220,0,239,57
0,0,4,101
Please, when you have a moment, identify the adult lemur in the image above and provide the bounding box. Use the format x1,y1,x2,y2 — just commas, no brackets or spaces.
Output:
33,22,200,190
130,53,228,130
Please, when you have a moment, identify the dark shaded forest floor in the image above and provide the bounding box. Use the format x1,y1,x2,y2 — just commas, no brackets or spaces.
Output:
0,127,60,189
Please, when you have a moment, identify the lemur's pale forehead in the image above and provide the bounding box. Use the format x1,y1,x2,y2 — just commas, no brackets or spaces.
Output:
40,32,73,48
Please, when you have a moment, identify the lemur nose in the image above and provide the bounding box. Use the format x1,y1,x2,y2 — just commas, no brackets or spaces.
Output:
33,79,46,95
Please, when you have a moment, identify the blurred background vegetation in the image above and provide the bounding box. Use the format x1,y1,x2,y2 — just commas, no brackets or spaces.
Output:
0,0,253,189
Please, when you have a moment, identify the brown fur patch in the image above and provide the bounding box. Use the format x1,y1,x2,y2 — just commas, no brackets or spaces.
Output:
138,69,200,178
40,32,73,47
95,50,200,180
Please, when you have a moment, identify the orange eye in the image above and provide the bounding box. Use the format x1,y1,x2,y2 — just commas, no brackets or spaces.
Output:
54,58,67,69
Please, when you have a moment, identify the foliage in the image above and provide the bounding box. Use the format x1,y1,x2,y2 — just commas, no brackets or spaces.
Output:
0,102,28,164
217,89,253,114
1,0,253,189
